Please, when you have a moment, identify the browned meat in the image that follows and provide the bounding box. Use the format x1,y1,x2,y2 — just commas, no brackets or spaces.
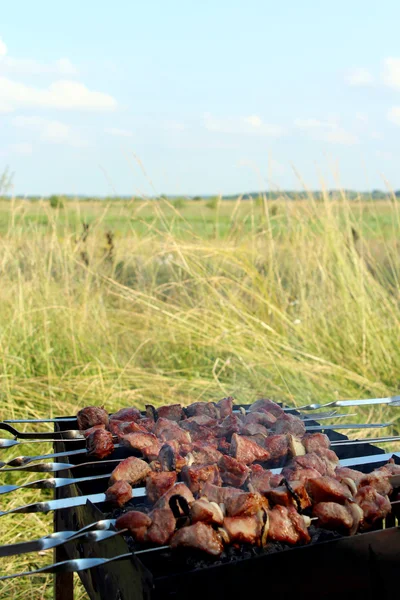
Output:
243,412,277,428
154,482,195,510
249,399,285,418
218,455,250,487
110,407,141,422
190,498,224,526
201,481,243,504
141,441,165,462
86,428,114,459
145,471,177,504
307,476,353,504
171,522,223,556
217,437,231,454
302,433,330,453
358,472,392,496
77,406,109,430
355,485,391,525
225,492,269,517
181,464,221,494
312,502,354,532
154,418,191,444
287,505,311,543
230,433,270,464
180,415,217,431
270,473,285,487
105,480,132,507
185,402,220,419
115,511,152,542
247,464,273,493
223,515,263,545
272,413,306,437
113,420,150,437
157,404,184,422
263,434,290,462
215,415,242,439
81,424,106,438
335,466,364,486
240,423,269,437
268,505,309,544
109,456,151,485
289,452,329,476
120,431,160,453
265,485,295,507
216,396,234,417
378,460,400,475
146,508,176,545
286,480,312,510
283,467,321,483
190,445,223,465
313,448,339,476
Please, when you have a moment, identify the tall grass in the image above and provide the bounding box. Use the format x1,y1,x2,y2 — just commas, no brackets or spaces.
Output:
1,194,400,598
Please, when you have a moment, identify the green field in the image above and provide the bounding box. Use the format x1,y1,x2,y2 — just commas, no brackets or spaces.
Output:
1,195,400,598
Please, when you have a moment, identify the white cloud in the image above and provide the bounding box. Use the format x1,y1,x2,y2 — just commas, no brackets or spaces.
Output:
0,78,117,112
204,113,284,137
387,106,400,125
355,112,368,123
294,118,358,145
105,127,133,137
0,37,6,58
345,68,374,86
12,116,87,146
383,57,400,89
163,120,185,131
0,56,78,76
9,142,33,155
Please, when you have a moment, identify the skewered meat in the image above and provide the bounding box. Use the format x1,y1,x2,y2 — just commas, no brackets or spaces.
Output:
86,428,114,459
266,485,297,507
313,448,339,476
146,471,177,504
157,443,188,472
225,492,269,517
81,424,106,438
181,464,221,494
109,456,151,485
141,442,165,462
243,411,277,428
120,432,161,454
240,423,269,437
154,418,191,444
268,505,310,544
180,415,217,431
77,406,109,430
116,511,152,542
355,486,391,526
116,420,150,436
217,438,231,454
157,404,184,422
306,476,354,504
283,467,322,483
110,407,141,423
288,452,330,476
105,480,132,507
358,472,392,496
249,399,285,418
335,466,364,486
185,402,220,419
312,502,354,533
215,415,242,439
230,433,270,464
286,480,312,510
190,445,223,465
377,459,400,475
302,433,330,453
201,481,243,504
216,396,234,417
190,498,224,526
263,434,290,462
218,455,250,487
171,522,224,556
223,515,264,545
154,482,195,509
146,508,176,545
272,413,306,437
247,464,274,493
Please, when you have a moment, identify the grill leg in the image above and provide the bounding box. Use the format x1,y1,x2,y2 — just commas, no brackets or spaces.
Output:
54,510,74,600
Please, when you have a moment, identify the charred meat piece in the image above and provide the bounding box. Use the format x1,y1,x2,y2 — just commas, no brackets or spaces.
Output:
156,404,184,422
110,407,141,422
358,472,392,496
154,482,195,510
216,396,234,417
302,433,330,453
243,411,277,428
289,452,329,476
268,505,310,544
190,498,224,526
270,473,285,487
335,466,364,486
287,505,311,543
283,467,321,484
266,485,296,508
355,485,391,526
307,476,354,505
77,406,109,430
180,415,217,431
214,415,242,439
225,492,269,517
171,522,224,556
81,424,106,438
217,437,231,454
272,413,306,437
146,508,176,545
109,456,151,485
185,402,220,419
240,423,269,437
190,444,223,465
116,511,152,542
230,433,270,464
312,502,354,533
141,442,165,462
145,471,177,504
86,428,114,459
181,464,222,494
313,448,339,476
201,481,243,504
218,455,250,488
223,515,263,545
263,434,290,462
154,418,191,444
378,460,400,475
105,480,132,507
249,399,285,418
120,431,159,453
285,480,312,511
247,464,273,493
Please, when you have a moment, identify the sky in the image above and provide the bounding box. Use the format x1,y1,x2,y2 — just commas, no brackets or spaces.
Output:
1,0,400,196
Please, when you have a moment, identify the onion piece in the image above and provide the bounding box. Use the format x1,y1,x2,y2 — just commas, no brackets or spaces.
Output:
218,527,230,544
340,477,357,497
210,502,225,523
346,501,363,536
288,434,306,457
186,452,195,467
259,508,269,547
302,515,312,528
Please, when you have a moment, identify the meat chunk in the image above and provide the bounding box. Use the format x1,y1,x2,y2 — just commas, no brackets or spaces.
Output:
335,467,364,486
157,443,188,472
180,415,217,431
225,492,268,517
263,434,289,462
110,407,141,422
86,428,114,459
358,472,392,496
156,404,184,422
218,455,250,487
216,397,234,417
266,485,295,507
216,415,242,439
289,452,329,476
378,460,400,475
302,433,330,453
249,399,285,418
312,502,354,533
190,498,224,526
355,486,391,526
145,471,177,504
240,423,269,437
154,418,191,444
268,505,310,544
105,480,132,507
81,424,106,438
272,414,306,437
146,508,176,545
313,448,339,477
181,464,221,494
223,515,263,545
77,406,109,430
116,511,152,542
230,433,270,464
307,476,354,504
285,480,312,511
247,464,273,493
243,412,277,428
109,456,151,485
201,481,243,504
141,441,165,462
171,522,223,556
190,445,223,465
185,402,220,419
154,483,195,510
282,467,321,484
120,432,160,454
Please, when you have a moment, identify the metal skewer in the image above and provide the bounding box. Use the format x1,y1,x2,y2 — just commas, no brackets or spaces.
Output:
0,437,88,449
0,472,114,496
0,423,83,440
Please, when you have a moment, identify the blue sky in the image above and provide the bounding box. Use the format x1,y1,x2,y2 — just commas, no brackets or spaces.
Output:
1,0,400,196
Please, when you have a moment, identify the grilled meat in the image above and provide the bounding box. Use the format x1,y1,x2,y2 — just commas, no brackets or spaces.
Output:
223,515,263,545
77,406,109,430
335,466,364,486
154,482,195,510
105,480,132,507
358,472,392,496
218,454,250,487
120,432,161,454
355,485,391,526
181,464,222,494
81,424,106,438
272,413,306,437
230,433,270,464
215,415,242,439
243,411,277,428
288,452,330,476
171,522,224,556
109,456,151,485
302,433,330,453
145,471,177,504
116,511,152,542
154,418,191,444
201,481,243,504
157,404,184,422
190,498,224,526
86,428,114,459
306,476,354,504
263,434,290,462
110,407,141,422
282,466,323,483
185,402,220,419
216,396,234,417
268,505,310,544
240,423,269,437
249,399,285,418
247,464,274,493
190,444,223,465
146,508,176,545
312,502,354,533
225,492,269,517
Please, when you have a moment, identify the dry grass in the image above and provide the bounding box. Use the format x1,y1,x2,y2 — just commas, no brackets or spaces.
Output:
0,194,399,598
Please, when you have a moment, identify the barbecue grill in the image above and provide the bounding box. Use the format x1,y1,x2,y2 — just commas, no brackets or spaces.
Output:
1,401,400,600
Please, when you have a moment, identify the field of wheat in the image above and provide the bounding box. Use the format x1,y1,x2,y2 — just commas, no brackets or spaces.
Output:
0,194,400,598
